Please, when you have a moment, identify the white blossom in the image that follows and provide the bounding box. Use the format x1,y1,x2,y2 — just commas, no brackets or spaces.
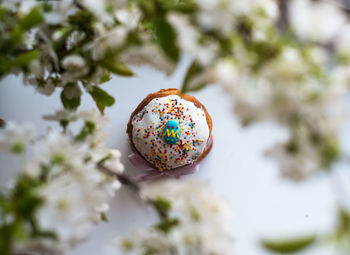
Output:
34,167,120,251
195,0,236,36
112,179,234,255
122,44,176,76
82,0,128,20
24,74,57,96
61,55,88,75
23,130,90,177
335,24,350,63
264,47,307,81
101,149,125,174
115,7,141,30
43,109,78,123
8,116,124,253
168,13,217,65
90,26,128,61
333,168,350,214
290,0,346,43
78,109,108,130
29,59,44,77
266,139,324,181
195,0,278,35
43,0,75,25
0,121,35,154
213,43,347,180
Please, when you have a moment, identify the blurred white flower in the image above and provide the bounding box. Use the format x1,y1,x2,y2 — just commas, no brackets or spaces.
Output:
24,130,89,177
82,0,113,24
195,0,277,35
90,26,128,60
265,47,306,81
62,55,88,75
112,179,234,255
43,109,78,123
333,167,350,214
212,59,240,87
122,44,176,76
115,8,141,30
63,83,82,99
35,166,120,251
168,14,217,65
290,0,346,43
101,149,125,174
44,0,75,24
29,59,44,77
195,0,236,35
78,109,108,134
231,0,278,18
335,24,350,63
0,121,35,154
24,74,56,96
213,41,347,180
266,139,323,181
7,116,124,252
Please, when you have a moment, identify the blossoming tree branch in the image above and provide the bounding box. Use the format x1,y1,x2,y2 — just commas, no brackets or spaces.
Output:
0,0,350,254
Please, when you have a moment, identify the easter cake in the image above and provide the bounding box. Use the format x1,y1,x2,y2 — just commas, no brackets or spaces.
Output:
127,88,213,172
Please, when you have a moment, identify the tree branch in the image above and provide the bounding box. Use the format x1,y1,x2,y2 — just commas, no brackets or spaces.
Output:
97,163,168,219
0,118,6,128
277,0,289,33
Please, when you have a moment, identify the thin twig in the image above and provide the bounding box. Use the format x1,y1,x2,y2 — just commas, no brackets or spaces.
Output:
13,251,41,255
73,0,84,10
98,163,140,192
277,0,289,33
97,163,168,219
0,118,6,128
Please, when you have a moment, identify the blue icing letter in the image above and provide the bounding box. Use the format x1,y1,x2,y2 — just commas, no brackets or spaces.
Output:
163,120,180,144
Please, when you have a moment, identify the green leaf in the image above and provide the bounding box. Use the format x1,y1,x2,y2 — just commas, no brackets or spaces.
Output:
19,7,44,30
162,0,197,13
100,72,112,84
75,121,96,142
60,86,81,111
154,217,179,234
153,197,172,216
0,224,13,255
101,212,108,222
181,61,209,93
13,50,39,67
135,0,156,16
320,137,339,168
89,87,115,114
152,15,180,62
0,56,12,77
68,10,94,28
100,59,134,77
261,235,316,254
335,208,350,239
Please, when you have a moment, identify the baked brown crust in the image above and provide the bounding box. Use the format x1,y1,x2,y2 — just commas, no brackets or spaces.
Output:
127,88,213,169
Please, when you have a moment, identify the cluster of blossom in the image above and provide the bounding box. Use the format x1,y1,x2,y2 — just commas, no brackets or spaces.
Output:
0,110,124,254
221,0,350,180
112,179,234,255
211,45,346,180
170,0,350,180
1,0,177,111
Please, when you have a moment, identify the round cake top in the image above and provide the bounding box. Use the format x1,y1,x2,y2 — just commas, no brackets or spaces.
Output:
131,95,210,171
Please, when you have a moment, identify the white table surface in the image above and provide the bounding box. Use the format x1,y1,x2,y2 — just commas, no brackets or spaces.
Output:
0,58,342,255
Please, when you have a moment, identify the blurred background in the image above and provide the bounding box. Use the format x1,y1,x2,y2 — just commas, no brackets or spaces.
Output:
0,56,344,255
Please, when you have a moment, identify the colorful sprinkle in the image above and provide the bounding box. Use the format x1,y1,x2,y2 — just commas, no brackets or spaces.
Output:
132,95,209,171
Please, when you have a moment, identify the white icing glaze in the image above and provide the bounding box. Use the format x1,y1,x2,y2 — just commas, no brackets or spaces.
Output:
131,95,210,170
